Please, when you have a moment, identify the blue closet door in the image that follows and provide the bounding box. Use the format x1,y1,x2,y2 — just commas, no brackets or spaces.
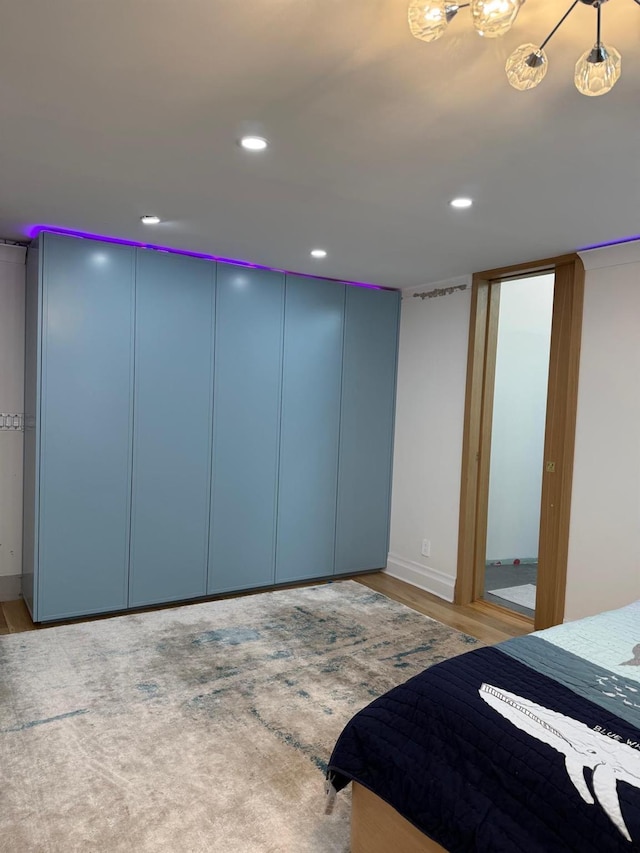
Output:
129,251,215,607
335,287,400,574
37,234,135,620
276,275,345,583
209,265,284,593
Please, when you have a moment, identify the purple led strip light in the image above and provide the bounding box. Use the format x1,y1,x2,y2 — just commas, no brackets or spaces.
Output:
579,234,640,251
27,225,393,290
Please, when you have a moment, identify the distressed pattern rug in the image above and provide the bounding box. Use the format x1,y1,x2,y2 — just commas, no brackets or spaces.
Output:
0,580,480,852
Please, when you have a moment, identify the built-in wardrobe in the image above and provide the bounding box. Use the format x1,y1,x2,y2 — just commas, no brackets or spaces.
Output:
22,232,400,622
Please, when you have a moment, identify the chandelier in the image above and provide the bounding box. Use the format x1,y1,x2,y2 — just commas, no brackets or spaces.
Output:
408,0,638,95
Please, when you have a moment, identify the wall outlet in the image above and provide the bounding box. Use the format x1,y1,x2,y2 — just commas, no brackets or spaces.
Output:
421,539,431,558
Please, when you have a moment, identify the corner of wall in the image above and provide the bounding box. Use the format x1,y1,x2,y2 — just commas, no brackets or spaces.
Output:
578,240,640,271
0,243,27,265
0,245,26,584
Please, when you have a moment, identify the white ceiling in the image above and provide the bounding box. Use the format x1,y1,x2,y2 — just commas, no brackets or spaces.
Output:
0,0,639,288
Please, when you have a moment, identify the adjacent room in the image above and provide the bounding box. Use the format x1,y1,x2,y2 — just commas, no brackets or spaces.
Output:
1,1,639,851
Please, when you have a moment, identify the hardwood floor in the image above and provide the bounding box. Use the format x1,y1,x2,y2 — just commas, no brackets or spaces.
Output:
0,599,36,634
355,572,531,644
0,571,532,643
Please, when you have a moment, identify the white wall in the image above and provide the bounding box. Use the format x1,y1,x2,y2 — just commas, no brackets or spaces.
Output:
486,274,554,561
565,244,640,620
386,279,471,601
0,244,26,597
388,247,640,620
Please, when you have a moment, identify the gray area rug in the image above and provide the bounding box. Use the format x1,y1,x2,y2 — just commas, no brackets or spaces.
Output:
0,580,480,852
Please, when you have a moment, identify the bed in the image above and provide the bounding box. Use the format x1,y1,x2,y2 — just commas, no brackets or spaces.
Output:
327,600,640,852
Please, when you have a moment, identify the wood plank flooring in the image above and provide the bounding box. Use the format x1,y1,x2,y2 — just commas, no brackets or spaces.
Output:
0,571,532,644
0,603,9,634
356,573,531,644
1,599,35,634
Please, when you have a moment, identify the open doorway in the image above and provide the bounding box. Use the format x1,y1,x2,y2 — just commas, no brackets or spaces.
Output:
456,254,584,630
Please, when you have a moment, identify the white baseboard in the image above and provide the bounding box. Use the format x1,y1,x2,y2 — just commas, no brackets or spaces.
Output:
385,553,456,602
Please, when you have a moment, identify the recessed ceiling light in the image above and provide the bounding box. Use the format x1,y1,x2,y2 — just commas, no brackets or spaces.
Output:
450,197,473,209
140,215,161,225
239,136,269,152
310,248,328,259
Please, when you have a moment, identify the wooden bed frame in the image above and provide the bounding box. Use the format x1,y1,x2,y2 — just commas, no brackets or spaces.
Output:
351,783,447,853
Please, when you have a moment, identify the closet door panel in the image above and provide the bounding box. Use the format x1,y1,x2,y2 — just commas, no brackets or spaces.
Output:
276,275,344,583
209,265,284,593
335,287,400,574
37,234,135,620
129,250,215,607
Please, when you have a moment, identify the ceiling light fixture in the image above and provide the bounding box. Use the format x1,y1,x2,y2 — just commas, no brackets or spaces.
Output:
239,136,269,151
450,197,473,208
140,215,161,225
408,0,635,96
408,0,524,43
310,248,328,258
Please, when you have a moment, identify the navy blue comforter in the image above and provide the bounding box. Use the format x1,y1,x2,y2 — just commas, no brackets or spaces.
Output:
328,601,640,851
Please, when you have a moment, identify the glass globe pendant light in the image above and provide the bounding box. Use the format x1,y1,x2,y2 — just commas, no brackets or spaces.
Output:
408,0,464,42
503,0,576,91
505,44,548,89
574,43,621,95
408,0,633,95
470,0,524,37
574,4,621,95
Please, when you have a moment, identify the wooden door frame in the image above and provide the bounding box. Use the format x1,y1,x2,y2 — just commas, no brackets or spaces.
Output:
455,254,585,630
